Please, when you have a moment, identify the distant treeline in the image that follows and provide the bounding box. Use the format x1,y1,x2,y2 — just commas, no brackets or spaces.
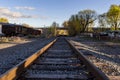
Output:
62,4,120,36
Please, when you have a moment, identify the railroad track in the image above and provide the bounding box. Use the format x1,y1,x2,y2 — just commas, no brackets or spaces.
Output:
0,37,108,80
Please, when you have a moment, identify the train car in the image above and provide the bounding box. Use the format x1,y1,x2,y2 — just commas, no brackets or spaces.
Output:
33,29,41,35
20,26,28,35
26,27,41,35
0,23,41,36
2,24,17,36
1,23,26,36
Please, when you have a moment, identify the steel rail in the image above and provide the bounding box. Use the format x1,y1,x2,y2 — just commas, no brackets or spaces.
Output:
66,39,109,80
0,38,57,80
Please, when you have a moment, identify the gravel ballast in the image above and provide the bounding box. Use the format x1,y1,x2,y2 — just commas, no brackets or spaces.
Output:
69,36,120,76
0,38,55,75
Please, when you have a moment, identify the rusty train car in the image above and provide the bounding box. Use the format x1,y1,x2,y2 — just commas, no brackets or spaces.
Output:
0,23,41,36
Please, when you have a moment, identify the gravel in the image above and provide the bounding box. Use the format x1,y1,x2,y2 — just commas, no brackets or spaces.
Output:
69,36,120,76
0,38,55,75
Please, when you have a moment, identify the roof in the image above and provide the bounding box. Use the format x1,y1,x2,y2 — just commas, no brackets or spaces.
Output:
0,22,27,27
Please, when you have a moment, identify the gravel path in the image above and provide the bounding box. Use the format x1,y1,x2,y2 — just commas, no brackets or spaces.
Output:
0,38,55,75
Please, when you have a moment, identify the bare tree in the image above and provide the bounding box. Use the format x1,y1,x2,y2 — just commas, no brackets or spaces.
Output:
98,13,108,31
78,9,97,32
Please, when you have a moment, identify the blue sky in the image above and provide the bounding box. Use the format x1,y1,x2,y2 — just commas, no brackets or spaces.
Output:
0,0,120,27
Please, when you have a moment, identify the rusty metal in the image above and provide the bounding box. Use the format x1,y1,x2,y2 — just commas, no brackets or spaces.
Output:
0,39,57,80
66,39,109,80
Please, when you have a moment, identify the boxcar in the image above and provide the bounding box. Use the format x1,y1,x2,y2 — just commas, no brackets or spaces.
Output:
2,24,17,36
1,23,41,36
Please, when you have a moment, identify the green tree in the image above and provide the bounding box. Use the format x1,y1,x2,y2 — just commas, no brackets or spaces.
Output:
68,15,78,36
47,27,54,37
63,9,96,36
74,15,82,34
62,21,69,28
0,17,9,23
107,5,120,30
67,20,76,36
49,22,59,36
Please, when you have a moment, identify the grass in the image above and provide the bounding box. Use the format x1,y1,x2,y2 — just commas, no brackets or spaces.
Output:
0,37,9,42
0,37,22,43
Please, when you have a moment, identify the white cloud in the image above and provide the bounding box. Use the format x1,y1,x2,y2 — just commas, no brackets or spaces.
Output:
15,6,35,10
0,7,37,18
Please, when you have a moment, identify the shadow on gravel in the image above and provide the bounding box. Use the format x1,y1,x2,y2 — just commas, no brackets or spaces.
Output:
71,37,120,65
0,38,46,54
76,42,120,65
0,40,36,55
